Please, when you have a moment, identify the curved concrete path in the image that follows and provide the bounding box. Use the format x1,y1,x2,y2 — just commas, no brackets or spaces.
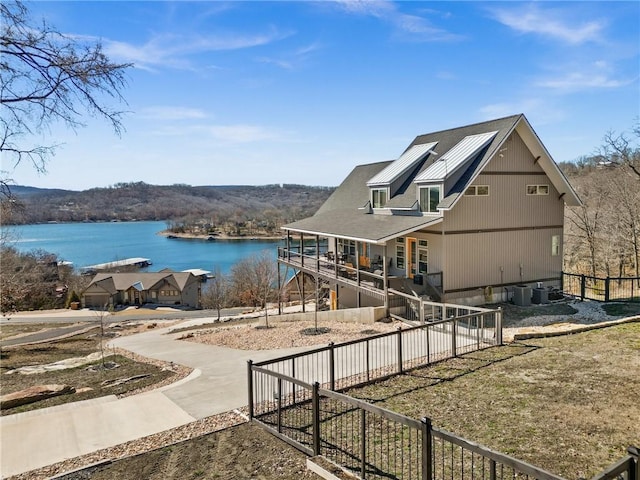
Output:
0,317,310,478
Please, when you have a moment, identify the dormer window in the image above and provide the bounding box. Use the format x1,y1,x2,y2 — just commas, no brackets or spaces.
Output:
419,185,440,213
371,188,388,208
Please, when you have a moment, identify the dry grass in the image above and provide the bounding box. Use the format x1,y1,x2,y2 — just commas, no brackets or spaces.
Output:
347,322,640,479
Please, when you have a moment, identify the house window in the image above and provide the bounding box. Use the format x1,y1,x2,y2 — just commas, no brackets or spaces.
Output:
338,239,356,257
371,188,388,208
396,238,405,269
527,185,549,195
551,235,560,256
419,186,440,213
418,240,428,274
151,291,157,299
465,185,489,196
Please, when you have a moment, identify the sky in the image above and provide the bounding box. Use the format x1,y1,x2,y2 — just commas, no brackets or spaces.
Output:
6,1,640,190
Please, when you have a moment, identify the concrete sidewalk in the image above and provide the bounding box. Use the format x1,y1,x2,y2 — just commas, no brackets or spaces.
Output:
0,318,310,478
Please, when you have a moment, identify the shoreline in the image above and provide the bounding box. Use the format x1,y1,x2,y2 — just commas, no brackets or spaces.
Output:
158,230,284,241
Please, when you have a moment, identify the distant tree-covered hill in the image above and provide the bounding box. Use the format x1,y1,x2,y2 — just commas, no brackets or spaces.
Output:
6,182,335,228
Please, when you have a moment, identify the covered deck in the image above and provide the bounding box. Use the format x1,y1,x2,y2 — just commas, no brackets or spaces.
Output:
278,230,444,311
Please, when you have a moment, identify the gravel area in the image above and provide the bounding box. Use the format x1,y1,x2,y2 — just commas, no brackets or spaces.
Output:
179,317,402,350
503,299,637,341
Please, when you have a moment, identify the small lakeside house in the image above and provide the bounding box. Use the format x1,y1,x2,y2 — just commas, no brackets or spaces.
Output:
82,271,202,309
278,114,581,309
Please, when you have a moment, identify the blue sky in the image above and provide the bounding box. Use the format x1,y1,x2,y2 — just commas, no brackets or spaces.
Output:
9,1,640,190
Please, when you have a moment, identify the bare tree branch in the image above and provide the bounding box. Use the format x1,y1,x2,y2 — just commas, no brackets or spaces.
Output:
0,1,132,171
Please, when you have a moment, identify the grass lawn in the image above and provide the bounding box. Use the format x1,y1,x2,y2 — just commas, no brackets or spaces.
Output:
347,322,640,480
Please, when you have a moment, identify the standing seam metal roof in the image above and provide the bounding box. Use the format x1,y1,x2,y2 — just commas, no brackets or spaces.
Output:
414,131,498,183
367,142,437,186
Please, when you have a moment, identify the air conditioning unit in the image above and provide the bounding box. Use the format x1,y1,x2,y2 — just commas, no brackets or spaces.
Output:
513,285,532,306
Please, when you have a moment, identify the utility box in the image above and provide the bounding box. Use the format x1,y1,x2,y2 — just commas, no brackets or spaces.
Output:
532,287,549,304
513,285,532,306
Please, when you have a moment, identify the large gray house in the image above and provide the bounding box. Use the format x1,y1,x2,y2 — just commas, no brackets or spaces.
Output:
278,114,581,309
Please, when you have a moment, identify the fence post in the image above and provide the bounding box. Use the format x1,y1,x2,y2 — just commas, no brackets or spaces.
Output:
397,327,403,374
451,319,457,357
361,409,367,479
312,382,321,456
276,378,282,433
247,360,254,420
329,342,335,391
421,417,432,480
605,276,611,302
628,446,639,480
580,274,586,301
496,308,503,346
489,459,497,480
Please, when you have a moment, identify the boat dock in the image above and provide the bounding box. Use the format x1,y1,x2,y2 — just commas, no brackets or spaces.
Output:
81,257,152,274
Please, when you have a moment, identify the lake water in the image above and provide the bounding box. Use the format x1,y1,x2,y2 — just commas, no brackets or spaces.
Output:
4,221,281,274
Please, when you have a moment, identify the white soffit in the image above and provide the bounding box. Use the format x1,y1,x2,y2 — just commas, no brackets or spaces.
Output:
367,142,438,186
414,131,498,183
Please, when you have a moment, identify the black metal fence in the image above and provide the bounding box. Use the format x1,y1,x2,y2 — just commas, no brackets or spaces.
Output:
563,272,640,302
249,313,501,398
249,371,638,480
248,303,637,480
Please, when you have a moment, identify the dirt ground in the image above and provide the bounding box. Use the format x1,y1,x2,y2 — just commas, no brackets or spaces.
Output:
55,423,320,480
0,321,188,415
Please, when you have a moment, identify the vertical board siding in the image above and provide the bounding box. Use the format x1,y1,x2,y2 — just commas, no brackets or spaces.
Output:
443,228,563,291
444,131,564,232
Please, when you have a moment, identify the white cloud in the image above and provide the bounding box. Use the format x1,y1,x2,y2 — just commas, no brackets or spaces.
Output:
103,27,292,71
149,123,284,144
490,4,604,45
208,125,282,143
537,72,633,91
137,106,208,121
257,42,323,70
535,61,636,92
334,0,463,42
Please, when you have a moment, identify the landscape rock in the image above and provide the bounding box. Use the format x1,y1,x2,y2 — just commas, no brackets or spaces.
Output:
1,384,76,409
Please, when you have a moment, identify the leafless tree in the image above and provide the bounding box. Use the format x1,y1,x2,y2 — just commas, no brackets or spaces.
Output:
202,267,229,321
0,1,131,173
596,122,640,179
230,251,277,327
